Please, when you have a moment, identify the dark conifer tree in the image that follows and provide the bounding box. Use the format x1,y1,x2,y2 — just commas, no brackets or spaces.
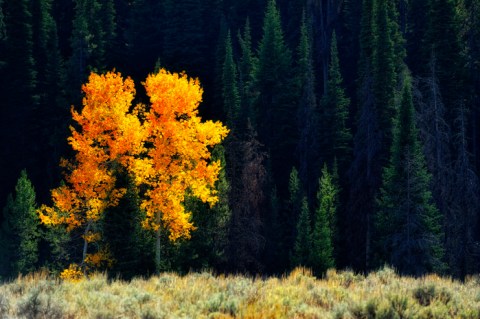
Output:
222,31,240,128
237,18,258,127
291,196,311,268
345,0,380,271
101,176,156,279
0,170,40,277
296,13,319,198
375,78,445,275
425,0,465,117
256,0,296,194
310,165,337,276
286,167,303,257
448,104,480,278
320,31,351,174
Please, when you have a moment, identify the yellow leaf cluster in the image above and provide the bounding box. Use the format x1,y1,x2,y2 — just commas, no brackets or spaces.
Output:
84,248,114,269
60,264,84,282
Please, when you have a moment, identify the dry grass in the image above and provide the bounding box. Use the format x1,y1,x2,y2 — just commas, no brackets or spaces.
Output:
0,267,479,318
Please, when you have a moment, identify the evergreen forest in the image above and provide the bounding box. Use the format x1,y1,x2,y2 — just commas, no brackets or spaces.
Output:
1,0,480,280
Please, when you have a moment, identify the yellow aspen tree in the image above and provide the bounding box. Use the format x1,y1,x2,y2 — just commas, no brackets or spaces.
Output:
38,71,144,276
132,69,229,271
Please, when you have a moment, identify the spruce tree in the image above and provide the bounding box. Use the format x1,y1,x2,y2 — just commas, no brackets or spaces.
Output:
310,165,337,276
286,167,303,254
296,13,319,198
292,196,311,268
425,0,465,115
375,78,445,275
222,31,240,128
345,0,380,271
320,32,352,174
237,18,258,127
0,170,40,277
256,0,296,193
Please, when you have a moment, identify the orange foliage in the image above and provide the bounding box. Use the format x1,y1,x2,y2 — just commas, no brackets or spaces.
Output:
38,69,228,273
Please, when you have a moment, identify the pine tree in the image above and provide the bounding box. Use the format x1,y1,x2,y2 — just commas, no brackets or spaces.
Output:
296,13,319,198
310,165,337,276
291,196,311,268
237,18,258,127
101,175,156,279
320,31,351,173
375,78,445,275
256,0,296,193
222,31,240,128
425,0,465,115
448,104,480,278
286,167,303,255
345,0,381,271
0,170,40,277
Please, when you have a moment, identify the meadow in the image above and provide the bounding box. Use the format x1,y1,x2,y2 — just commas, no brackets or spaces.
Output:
0,267,479,319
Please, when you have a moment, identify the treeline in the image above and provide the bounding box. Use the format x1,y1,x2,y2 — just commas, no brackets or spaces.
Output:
0,0,479,279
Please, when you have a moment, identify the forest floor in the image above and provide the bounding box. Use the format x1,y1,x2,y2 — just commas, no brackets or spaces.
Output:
0,267,479,318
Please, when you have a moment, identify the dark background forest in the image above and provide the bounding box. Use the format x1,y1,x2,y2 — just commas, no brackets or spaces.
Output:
0,0,479,280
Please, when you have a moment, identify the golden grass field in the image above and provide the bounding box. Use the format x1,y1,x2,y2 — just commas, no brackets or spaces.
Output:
0,267,479,318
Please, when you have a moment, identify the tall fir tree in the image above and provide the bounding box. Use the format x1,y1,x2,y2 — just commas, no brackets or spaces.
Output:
296,13,319,199
0,170,40,277
425,0,465,117
286,167,303,257
310,165,337,276
375,78,445,276
448,104,480,278
256,0,296,195
345,0,380,271
237,18,258,127
222,31,240,128
320,31,352,174
291,196,311,268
